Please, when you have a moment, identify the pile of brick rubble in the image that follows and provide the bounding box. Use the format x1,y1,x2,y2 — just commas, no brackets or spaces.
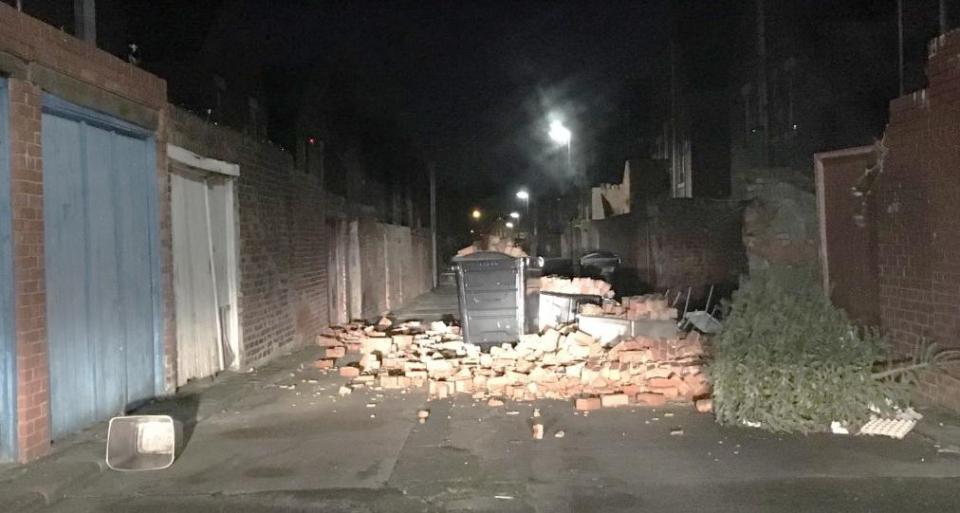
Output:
315,317,713,413
579,293,680,322
539,276,615,297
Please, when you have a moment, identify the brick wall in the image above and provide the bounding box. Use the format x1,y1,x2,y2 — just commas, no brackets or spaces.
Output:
875,33,960,360
8,79,48,462
167,107,329,367
649,199,746,300
0,4,165,111
841,30,960,412
585,198,746,301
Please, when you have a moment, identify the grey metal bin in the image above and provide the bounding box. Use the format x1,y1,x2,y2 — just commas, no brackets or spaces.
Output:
453,252,526,347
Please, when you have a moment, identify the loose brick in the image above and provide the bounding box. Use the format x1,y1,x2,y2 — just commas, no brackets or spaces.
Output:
635,393,667,406
648,376,683,388
313,359,335,369
325,346,346,359
576,397,602,411
695,398,714,413
339,366,360,378
601,393,629,408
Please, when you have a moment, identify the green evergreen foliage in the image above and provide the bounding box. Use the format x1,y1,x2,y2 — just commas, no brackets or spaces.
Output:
710,267,909,433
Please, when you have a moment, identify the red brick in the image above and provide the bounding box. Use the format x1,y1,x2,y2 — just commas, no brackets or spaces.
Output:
635,393,667,407
339,366,360,378
325,346,346,359
648,377,684,389
313,359,335,369
575,397,602,411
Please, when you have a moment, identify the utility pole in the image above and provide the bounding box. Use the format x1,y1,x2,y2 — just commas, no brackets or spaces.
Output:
73,0,96,45
941,0,948,35
668,8,678,197
756,0,769,167
898,0,904,96
429,163,438,288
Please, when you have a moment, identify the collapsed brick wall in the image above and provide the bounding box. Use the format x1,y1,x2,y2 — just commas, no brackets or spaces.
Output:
876,33,960,359
830,31,960,413
167,107,329,367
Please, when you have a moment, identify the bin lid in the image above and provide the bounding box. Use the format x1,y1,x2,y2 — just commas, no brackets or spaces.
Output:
579,250,621,264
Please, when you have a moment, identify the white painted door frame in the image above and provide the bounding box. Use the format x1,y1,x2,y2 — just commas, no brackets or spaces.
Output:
168,144,242,372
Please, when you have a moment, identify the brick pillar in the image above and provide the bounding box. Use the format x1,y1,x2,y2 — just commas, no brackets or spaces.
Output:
9,79,50,462
156,108,177,393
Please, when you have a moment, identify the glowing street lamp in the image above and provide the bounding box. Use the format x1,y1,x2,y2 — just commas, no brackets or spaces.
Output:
548,120,572,145
471,209,482,220
509,211,520,219
516,190,529,201
505,221,515,229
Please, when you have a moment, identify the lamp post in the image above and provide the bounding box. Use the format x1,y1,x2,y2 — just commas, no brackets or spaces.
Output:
548,120,572,170
516,188,535,255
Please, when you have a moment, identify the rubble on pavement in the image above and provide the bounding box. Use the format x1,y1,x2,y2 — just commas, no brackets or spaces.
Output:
314,318,711,411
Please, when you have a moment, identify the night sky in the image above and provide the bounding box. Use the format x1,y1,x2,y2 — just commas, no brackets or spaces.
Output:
14,0,958,204
205,0,674,196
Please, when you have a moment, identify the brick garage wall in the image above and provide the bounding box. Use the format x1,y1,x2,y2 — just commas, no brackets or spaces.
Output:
167,107,329,367
359,219,387,319
0,4,168,462
359,220,433,319
410,228,434,298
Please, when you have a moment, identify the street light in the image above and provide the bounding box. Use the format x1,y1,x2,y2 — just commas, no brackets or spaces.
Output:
548,120,571,145
515,190,529,200
509,211,520,219
471,209,482,220
505,221,514,229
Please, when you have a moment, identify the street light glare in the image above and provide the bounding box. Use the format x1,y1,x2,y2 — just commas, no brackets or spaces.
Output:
471,209,482,220
548,120,572,145
516,190,529,200
505,221,514,229
509,211,520,219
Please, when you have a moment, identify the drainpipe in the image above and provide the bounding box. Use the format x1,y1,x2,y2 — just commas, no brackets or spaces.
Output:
941,0,948,35
898,0,904,96
429,163,438,288
73,0,96,45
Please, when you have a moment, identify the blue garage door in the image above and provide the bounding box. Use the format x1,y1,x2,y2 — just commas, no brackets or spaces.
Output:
42,96,161,438
0,80,17,460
